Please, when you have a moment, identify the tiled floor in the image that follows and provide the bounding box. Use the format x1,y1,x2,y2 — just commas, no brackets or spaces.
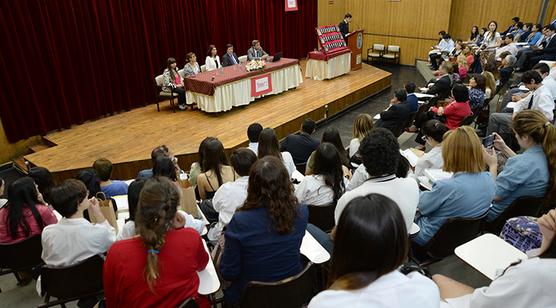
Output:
0,63,490,307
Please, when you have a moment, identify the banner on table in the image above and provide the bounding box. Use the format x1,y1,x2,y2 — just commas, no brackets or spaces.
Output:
285,0,298,11
251,74,273,97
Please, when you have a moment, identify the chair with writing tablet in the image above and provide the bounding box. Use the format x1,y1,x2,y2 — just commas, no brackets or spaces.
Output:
0,235,43,292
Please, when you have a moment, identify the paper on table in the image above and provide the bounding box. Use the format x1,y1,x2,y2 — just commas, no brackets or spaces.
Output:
419,87,429,93
112,195,129,211
373,113,381,120
424,168,453,183
414,93,435,98
197,240,221,295
300,231,330,264
400,149,419,167
506,101,519,109
292,170,305,183
518,85,529,91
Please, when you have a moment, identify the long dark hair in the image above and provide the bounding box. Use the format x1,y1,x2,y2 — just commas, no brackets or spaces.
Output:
28,167,54,204
75,169,101,197
166,57,177,80
153,156,178,182
329,194,408,290
321,127,349,167
136,177,180,291
257,128,282,160
470,25,479,40
202,138,228,187
313,143,345,203
241,156,299,234
128,179,146,222
5,177,45,239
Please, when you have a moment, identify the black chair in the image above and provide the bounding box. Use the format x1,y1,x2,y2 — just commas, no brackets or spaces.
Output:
308,203,336,233
177,298,199,308
414,212,487,265
241,262,315,308
0,235,43,292
39,255,104,308
486,196,545,235
295,163,307,175
459,114,477,127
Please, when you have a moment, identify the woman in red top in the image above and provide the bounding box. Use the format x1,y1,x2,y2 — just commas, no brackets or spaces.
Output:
0,177,57,244
431,84,472,130
104,177,209,308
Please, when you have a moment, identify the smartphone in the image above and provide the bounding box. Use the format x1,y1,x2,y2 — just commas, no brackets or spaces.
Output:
482,134,494,149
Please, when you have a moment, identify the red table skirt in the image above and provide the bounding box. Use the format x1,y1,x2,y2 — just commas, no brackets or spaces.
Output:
184,58,299,96
307,48,350,61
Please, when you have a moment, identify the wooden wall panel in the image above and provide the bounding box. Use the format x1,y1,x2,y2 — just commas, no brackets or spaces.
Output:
318,0,347,27
548,0,556,24
449,0,543,41
0,118,41,164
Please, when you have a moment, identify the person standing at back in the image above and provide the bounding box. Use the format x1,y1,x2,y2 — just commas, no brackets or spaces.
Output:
281,118,320,166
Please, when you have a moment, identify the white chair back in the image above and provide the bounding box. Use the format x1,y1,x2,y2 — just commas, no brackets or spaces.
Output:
388,45,400,52
238,55,248,63
201,65,206,72
178,69,185,79
374,44,385,51
155,75,165,87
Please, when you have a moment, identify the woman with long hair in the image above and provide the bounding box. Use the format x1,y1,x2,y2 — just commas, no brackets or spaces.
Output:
257,128,296,177
296,143,348,206
482,20,501,48
0,177,57,243
28,166,55,205
414,126,495,246
205,45,221,71
189,137,212,187
434,208,556,307
469,25,480,43
196,137,236,200
162,57,186,110
308,194,439,307
104,177,210,307
220,156,308,304
349,114,374,159
468,74,486,110
484,110,556,221
306,127,351,177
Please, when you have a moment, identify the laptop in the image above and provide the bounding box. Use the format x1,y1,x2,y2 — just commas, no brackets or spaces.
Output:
271,52,282,62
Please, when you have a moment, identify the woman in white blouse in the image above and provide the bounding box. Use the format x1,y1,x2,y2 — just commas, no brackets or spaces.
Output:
308,193,439,308
434,209,556,308
205,45,222,71
295,143,348,206
481,21,501,49
257,128,296,177
414,120,448,177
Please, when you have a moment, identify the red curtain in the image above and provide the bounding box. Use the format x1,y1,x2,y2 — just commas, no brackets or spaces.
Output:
0,0,317,143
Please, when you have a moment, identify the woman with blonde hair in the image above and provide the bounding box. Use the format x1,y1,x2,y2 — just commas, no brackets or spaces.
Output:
413,126,495,246
104,177,210,307
484,110,556,221
349,114,374,160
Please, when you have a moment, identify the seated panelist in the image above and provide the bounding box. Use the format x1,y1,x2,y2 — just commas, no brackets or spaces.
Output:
205,45,221,71
247,40,268,61
222,43,240,67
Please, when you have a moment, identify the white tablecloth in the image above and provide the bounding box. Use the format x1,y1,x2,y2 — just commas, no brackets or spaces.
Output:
305,53,351,81
186,64,303,113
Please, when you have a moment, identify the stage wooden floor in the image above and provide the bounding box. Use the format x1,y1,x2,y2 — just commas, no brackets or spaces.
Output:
25,62,391,180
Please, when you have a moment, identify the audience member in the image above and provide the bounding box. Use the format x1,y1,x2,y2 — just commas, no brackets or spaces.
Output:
481,20,501,48
516,24,556,71
375,89,411,135
424,62,453,100
153,156,180,184
42,179,116,267
247,39,268,60
336,128,419,231
533,62,556,99
306,127,351,177
138,145,171,179
431,84,472,129
414,120,449,177
247,122,263,154
208,148,257,242
281,118,320,165
468,74,486,110
308,194,439,308
28,167,55,205
0,177,57,244
413,126,495,246
93,158,128,198
495,34,518,58
183,52,201,77
433,208,556,307
162,57,186,110
205,44,221,71
526,23,543,46
189,138,210,187
196,138,236,200
75,169,118,217
429,34,455,70
405,82,419,113
220,156,308,304
456,44,474,79
222,43,240,67
296,143,348,206
469,25,480,43
487,70,555,137
484,110,555,221
349,114,374,159
258,128,296,177
104,177,209,308
498,55,516,91
501,17,520,36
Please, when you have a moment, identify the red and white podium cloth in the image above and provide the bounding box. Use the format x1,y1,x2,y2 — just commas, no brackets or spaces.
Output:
305,49,351,81
184,58,302,113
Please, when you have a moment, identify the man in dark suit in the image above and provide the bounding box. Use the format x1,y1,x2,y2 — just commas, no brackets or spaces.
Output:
222,43,240,67
425,62,453,100
528,25,556,67
339,13,352,40
280,118,320,166
376,89,411,134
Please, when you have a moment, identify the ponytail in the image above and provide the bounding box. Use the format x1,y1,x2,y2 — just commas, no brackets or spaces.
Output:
513,110,556,202
135,177,179,291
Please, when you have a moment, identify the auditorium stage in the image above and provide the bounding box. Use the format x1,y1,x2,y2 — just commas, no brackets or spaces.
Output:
25,62,391,181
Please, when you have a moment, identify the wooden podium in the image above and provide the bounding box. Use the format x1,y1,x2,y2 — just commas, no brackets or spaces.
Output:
346,30,363,71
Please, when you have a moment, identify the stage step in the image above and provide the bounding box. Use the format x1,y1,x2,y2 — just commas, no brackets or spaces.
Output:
11,156,29,174
28,137,55,154
416,60,435,83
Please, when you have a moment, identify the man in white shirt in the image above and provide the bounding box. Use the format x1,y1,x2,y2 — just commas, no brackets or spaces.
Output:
207,148,257,241
42,179,116,267
495,34,519,58
335,128,419,231
247,122,262,155
487,70,555,136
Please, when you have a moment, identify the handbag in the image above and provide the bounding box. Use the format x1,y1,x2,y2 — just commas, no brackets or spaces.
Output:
178,180,199,217
87,192,118,232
